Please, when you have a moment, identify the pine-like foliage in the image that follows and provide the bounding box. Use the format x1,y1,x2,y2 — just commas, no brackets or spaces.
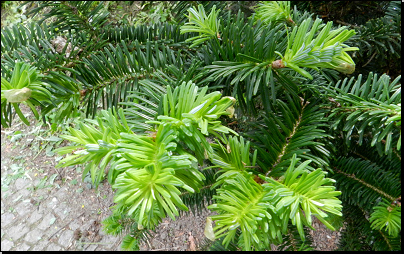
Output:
327,73,401,157
2,1,400,251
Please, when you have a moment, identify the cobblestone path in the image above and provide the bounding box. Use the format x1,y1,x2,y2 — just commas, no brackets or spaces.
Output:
1,122,122,251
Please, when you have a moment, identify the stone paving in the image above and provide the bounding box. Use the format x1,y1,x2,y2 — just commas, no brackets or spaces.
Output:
1,177,122,251
1,126,123,251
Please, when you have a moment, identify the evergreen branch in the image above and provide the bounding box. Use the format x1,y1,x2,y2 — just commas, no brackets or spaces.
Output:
332,156,401,211
261,154,342,239
336,20,360,29
253,1,294,25
25,1,110,35
248,96,331,177
179,183,213,197
327,73,401,155
369,198,401,237
378,229,393,250
266,100,310,176
334,169,396,202
279,17,359,79
180,4,221,48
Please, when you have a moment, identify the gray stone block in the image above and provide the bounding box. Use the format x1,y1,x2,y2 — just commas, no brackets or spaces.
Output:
53,204,70,221
67,219,82,231
85,244,98,251
15,188,31,199
37,213,55,230
7,223,30,241
1,239,14,251
46,243,62,251
24,228,44,243
54,187,68,199
27,209,43,224
15,178,32,190
58,229,74,247
1,212,15,227
15,242,31,251
32,239,49,251
14,201,32,217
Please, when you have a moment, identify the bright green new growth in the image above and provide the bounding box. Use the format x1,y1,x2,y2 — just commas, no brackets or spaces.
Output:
180,4,221,48
55,81,236,230
254,1,294,25
54,107,131,187
279,17,359,79
261,155,342,236
113,124,202,230
369,199,401,237
208,154,342,251
1,62,52,126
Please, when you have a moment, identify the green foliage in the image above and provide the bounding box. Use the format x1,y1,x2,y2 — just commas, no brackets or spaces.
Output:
247,95,331,177
2,1,401,251
180,4,221,48
121,234,140,251
112,124,201,229
54,107,131,187
327,73,401,156
25,1,110,33
1,62,52,127
208,154,341,250
279,17,359,79
253,1,294,25
261,154,342,236
208,172,275,250
102,212,154,250
303,1,401,77
277,224,314,251
332,156,400,210
156,81,237,162
338,203,401,251
369,199,401,238
332,155,401,250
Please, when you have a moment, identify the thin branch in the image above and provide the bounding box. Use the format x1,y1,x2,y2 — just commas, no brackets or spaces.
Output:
334,168,396,202
362,51,377,67
266,101,310,177
336,20,360,29
378,229,393,250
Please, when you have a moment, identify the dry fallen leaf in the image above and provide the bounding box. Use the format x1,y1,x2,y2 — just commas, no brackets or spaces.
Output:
175,232,184,237
188,232,196,251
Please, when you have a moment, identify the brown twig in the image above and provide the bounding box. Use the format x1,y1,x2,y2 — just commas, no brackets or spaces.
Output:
336,20,359,29
362,52,377,67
